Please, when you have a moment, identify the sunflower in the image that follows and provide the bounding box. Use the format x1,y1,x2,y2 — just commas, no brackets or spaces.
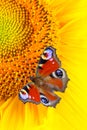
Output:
0,0,87,130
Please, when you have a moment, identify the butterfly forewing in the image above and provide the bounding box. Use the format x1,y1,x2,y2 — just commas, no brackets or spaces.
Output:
36,47,61,77
19,83,40,104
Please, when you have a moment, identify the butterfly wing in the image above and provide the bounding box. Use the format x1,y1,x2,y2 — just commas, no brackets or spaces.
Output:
39,89,61,107
19,83,40,104
36,46,69,92
44,68,69,92
18,82,60,107
36,46,61,77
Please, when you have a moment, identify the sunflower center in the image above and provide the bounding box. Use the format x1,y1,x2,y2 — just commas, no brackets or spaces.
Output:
0,0,32,58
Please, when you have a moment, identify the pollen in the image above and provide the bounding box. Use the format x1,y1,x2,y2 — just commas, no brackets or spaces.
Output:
0,0,58,101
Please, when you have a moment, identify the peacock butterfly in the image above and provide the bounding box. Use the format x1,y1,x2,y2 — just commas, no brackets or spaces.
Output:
18,46,69,107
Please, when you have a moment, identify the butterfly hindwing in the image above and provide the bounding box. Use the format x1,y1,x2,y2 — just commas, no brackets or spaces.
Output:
39,89,61,107
19,83,40,104
44,68,69,92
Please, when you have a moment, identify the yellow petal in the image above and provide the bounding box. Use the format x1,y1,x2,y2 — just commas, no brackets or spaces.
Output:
0,0,87,130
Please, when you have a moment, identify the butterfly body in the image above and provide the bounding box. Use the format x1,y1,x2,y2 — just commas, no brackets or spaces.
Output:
30,76,45,87
19,46,69,107
30,76,52,91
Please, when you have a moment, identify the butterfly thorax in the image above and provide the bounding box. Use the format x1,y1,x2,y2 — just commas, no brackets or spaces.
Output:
30,76,44,86
30,76,50,90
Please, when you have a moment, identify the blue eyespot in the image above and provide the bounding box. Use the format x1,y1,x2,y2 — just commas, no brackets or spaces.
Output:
40,94,49,105
56,69,63,78
41,97,49,104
